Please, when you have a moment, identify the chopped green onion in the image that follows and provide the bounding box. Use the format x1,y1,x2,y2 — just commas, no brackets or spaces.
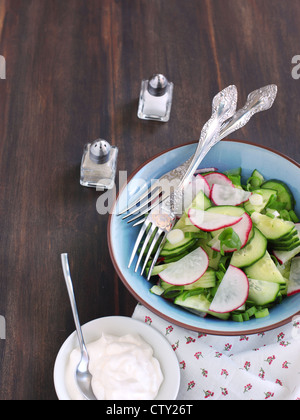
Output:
267,197,287,211
247,176,262,191
246,306,257,317
163,286,184,300
289,210,300,223
279,209,291,221
150,285,164,296
232,313,244,322
242,312,250,322
255,308,270,319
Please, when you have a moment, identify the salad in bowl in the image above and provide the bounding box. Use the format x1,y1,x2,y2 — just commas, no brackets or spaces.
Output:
148,167,300,324
108,140,300,334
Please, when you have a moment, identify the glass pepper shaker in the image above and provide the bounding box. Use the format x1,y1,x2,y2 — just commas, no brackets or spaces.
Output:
137,74,174,122
80,139,118,191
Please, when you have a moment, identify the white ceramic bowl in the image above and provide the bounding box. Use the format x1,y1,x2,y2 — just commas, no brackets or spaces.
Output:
54,316,180,400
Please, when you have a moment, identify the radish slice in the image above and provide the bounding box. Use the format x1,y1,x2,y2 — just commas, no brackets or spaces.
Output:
209,265,249,313
273,247,300,265
211,184,252,206
159,247,209,286
203,172,234,189
188,208,242,232
195,174,211,197
288,256,300,296
209,213,253,252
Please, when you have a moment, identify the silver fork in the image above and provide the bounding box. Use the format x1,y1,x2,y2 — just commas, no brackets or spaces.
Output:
128,85,238,279
119,84,278,224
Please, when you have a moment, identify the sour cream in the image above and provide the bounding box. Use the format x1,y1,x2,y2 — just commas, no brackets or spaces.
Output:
65,333,164,400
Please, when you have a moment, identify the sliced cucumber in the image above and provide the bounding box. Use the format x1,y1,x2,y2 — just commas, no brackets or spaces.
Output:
198,239,221,270
174,293,210,312
189,189,212,211
175,214,194,231
184,231,209,239
230,228,267,268
160,237,197,257
174,190,211,232
160,268,216,290
262,180,295,211
251,212,294,240
174,294,230,320
248,278,280,306
183,268,216,290
273,224,300,264
244,188,277,214
251,169,265,185
268,227,300,250
206,205,245,217
270,239,300,252
275,227,298,241
245,251,286,284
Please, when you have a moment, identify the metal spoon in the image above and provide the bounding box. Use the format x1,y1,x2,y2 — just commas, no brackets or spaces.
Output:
61,253,97,401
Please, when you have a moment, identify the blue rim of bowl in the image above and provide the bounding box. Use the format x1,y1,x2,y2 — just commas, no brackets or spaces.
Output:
108,139,300,336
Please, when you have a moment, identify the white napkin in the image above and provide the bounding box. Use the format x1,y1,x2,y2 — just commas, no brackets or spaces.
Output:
132,304,300,400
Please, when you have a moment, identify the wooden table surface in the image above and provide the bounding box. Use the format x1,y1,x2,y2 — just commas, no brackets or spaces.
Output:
1,0,300,400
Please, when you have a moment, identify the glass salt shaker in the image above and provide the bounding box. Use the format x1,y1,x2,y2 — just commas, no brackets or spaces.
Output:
80,139,118,191
137,74,174,122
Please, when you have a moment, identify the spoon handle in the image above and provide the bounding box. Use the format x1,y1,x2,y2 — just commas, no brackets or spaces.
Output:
178,85,238,189
61,253,88,358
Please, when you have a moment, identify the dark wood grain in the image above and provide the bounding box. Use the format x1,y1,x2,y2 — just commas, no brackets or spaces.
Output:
0,0,300,400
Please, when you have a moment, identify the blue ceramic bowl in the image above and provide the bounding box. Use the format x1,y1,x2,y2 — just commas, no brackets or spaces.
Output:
108,140,300,335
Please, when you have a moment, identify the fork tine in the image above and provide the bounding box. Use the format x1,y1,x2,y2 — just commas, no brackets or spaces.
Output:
125,191,169,224
132,217,146,227
118,180,161,216
122,187,162,221
128,221,150,269
140,228,163,277
134,224,157,273
146,233,168,281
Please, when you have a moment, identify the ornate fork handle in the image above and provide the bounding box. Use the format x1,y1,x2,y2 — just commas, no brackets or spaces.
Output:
164,85,238,213
119,85,277,223
161,84,278,186
135,86,238,279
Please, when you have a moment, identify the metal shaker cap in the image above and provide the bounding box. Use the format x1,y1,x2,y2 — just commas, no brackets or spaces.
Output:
89,139,111,164
147,74,169,97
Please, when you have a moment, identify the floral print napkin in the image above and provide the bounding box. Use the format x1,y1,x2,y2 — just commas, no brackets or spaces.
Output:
132,304,300,400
